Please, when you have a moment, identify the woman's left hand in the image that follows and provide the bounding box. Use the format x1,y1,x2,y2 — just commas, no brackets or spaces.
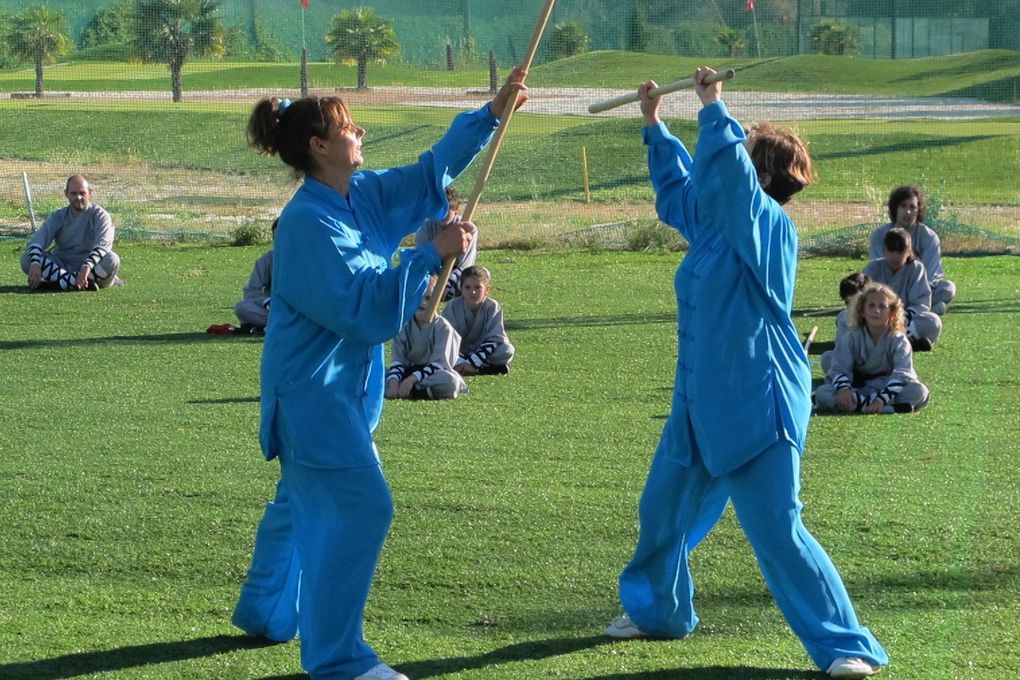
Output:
433,220,477,260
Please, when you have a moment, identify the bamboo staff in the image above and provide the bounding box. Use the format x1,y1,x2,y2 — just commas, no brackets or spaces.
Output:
426,0,557,320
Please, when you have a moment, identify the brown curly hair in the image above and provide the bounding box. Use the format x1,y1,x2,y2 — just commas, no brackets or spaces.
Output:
848,282,905,334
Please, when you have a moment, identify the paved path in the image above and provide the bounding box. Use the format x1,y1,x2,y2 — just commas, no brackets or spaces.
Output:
12,87,1020,120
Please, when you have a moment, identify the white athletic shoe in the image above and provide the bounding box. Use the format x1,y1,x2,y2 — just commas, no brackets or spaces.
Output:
827,656,881,678
604,613,650,639
353,663,410,680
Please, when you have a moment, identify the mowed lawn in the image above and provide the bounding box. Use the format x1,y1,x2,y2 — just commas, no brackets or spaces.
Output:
0,244,1017,679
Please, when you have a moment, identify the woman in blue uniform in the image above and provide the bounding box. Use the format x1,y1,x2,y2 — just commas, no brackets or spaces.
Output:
232,71,527,680
605,69,889,680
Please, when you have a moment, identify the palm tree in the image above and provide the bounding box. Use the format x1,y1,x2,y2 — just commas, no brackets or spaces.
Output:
131,0,225,103
8,6,73,97
713,27,747,57
549,22,589,60
809,20,859,56
325,7,400,90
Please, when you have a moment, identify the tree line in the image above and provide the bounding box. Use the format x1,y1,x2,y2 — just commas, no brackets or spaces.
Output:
3,1,1017,102
0,1,403,101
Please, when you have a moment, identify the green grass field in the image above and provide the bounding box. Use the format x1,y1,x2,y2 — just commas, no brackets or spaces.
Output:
1,244,1017,679
1,51,1018,245
1,50,1018,101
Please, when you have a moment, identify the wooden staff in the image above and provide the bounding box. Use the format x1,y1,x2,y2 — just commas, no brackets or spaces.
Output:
803,325,819,353
587,68,736,114
426,0,557,320
21,171,37,229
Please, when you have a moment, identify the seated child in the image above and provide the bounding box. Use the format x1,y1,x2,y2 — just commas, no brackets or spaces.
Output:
208,220,274,336
385,277,468,400
814,282,930,414
869,184,956,315
863,227,941,352
234,249,273,334
820,271,870,374
416,186,477,301
441,265,514,375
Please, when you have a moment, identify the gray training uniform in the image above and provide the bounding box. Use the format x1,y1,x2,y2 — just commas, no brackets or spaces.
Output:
819,307,851,374
441,296,514,371
387,315,467,399
21,204,120,287
869,222,955,313
814,327,929,412
235,250,273,328
863,257,942,348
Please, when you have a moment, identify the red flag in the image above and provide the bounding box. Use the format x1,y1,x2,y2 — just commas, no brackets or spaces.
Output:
300,0,309,8
746,0,755,9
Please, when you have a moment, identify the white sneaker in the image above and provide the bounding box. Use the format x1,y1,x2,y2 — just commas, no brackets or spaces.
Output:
353,662,410,680
827,656,880,678
604,613,649,639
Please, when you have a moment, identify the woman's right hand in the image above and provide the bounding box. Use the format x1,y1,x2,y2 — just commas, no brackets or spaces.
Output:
694,67,723,107
490,66,529,117
432,220,477,260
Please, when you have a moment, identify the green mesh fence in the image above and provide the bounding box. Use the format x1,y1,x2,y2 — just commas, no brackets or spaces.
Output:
1,0,1018,254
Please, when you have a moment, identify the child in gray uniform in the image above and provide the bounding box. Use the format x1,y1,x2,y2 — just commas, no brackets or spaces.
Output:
820,272,870,374
234,220,276,334
442,265,514,375
815,282,929,414
869,185,955,315
386,277,468,400
863,228,941,352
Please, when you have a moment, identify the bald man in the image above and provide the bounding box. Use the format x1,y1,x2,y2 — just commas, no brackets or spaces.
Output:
21,174,121,291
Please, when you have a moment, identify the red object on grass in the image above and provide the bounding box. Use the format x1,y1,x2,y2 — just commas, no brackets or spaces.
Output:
746,0,755,10
300,0,309,8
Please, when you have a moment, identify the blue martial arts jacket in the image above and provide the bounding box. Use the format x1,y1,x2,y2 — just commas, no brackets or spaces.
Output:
259,105,499,468
649,101,812,477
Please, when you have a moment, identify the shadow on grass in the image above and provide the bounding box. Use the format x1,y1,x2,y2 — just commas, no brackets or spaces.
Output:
396,635,616,679
0,284,39,294
258,637,819,680
942,297,1020,315
576,668,819,680
807,341,834,356
0,634,277,679
0,331,219,350
259,636,618,680
812,135,1002,162
188,396,260,404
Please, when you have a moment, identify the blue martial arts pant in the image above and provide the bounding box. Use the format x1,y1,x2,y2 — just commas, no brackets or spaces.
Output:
619,437,889,671
234,459,395,680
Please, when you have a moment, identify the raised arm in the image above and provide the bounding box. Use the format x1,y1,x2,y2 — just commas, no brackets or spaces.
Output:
366,67,528,252
640,81,701,243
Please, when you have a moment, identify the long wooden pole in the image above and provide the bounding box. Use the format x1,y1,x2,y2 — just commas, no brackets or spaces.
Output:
426,0,557,320
21,171,37,230
803,325,819,353
587,68,736,114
